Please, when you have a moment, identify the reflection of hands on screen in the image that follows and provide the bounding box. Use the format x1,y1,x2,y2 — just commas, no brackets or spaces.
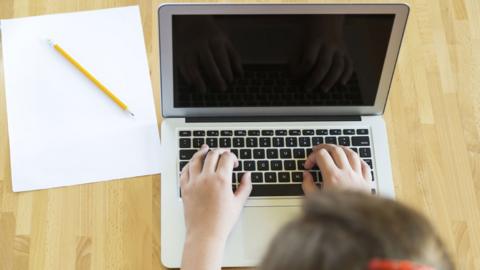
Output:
290,15,353,93
175,17,243,92
292,38,353,93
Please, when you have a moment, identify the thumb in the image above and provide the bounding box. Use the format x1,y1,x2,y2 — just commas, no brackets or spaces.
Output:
235,172,252,204
302,171,319,196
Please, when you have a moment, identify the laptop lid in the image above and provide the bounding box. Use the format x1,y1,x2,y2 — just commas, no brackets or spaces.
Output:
158,4,409,118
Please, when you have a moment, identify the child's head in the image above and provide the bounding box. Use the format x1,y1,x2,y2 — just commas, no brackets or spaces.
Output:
259,190,454,270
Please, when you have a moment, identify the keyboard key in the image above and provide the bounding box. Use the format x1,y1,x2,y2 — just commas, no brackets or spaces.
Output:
352,136,370,146
232,173,237,183
235,130,247,136
338,136,350,146
253,149,265,159
359,148,372,157
302,129,314,135
364,159,373,169
233,160,242,171
248,130,260,136
240,149,252,159
271,160,283,170
231,149,239,157
371,188,376,195
252,173,263,183
286,137,297,147
371,171,375,181
316,129,328,135
265,172,277,183
179,150,196,160
206,138,218,147
284,160,296,170
312,137,323,146
273,137,284,147
179,131,191,137
289,129,301,135
233,138,245,147
244,161,256,171
266,149,279,159
351,147,358,153
306,148,313,156
250,184,304,196
221,130,233,136
275,130,288,136
278,172,290,182
343,129,355,135
257,161,269,171
357,129,369,135
179,161,188,171
330,129,341,135
299,137,311,147
238,173,245,182
325,137,337,144
311,171,322,182
207,130,219,136
179,138,191,148
193,138,205,148
280,149,292,159
292,172,303,182
259,137,271,147
293,148,305,158
220,138,231,147
262,130,274,136
246,137,258,147
193,130,205,136
297,160,306,170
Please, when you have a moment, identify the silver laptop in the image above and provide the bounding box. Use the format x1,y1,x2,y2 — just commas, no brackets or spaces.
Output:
158,3,409,267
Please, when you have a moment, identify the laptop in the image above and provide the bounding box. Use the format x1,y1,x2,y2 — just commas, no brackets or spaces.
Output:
158,3,409,267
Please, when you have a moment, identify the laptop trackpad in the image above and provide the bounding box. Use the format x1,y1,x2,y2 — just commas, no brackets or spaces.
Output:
239,206,301,262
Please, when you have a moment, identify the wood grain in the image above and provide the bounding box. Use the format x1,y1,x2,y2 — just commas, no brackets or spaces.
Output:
0,0,479,269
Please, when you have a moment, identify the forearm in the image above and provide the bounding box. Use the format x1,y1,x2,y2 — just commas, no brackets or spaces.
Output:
181,233,227,270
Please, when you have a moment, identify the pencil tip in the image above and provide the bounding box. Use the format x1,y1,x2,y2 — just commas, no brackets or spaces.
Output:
127,110,135,117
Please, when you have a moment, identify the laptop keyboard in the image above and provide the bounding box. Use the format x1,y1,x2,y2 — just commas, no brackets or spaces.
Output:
178,128,375,197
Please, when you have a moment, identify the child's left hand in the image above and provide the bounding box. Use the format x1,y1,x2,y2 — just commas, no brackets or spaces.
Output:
180,144,252,244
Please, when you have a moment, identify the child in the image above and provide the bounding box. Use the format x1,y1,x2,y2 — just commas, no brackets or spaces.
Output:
179,144,454,270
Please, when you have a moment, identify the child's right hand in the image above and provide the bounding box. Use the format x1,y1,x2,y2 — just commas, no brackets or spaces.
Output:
303,144,371,195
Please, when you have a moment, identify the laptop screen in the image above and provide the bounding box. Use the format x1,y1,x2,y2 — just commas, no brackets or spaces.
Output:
172,14,395,108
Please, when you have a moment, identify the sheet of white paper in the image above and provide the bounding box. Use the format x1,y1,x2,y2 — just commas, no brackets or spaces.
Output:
1,6,162,192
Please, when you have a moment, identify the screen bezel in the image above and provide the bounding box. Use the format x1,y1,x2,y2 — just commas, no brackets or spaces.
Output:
158,4,409,117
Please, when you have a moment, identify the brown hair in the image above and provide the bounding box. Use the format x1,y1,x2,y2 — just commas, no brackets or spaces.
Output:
259,190,454,270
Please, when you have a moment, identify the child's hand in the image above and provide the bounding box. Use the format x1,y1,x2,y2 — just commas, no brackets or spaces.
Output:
302,144,371,195
180,144,252,243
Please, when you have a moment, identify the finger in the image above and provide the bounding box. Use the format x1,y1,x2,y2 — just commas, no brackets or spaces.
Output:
189,144,209,175
341,146,361,173
319,52,345,92
297,39,322,77
203,148,230,173
304,45,334,92
312,144,350,169
305,148,338,184
179,62,192,84
180,163,190,190
212,43,234,83
216,152,238,180
189,64,207,93
361,160,372,181
235,172,252,203
302,171,318,196
340,55,354,85
199,48,227,91
227,42,243,76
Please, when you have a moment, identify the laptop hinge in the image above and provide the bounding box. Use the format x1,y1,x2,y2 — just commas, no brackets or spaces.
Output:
185,115,361,123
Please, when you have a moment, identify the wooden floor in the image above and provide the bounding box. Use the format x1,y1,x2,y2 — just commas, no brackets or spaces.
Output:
0,0,479,269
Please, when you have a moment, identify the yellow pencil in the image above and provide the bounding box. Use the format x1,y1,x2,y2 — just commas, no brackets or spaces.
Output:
47,38,134,117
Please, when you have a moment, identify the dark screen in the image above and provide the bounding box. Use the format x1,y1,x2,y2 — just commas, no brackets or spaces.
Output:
172,14,394,107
